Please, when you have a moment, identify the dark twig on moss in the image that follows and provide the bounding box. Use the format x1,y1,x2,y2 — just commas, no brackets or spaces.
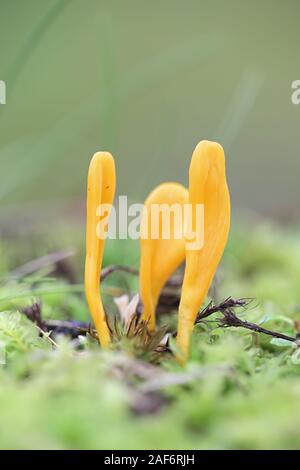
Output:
196,297,251,321
45,319,90,338
196,297,299,345
21,303,90,338
219,309,299,343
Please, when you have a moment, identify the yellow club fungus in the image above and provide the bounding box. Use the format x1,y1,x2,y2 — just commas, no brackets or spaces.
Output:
84,152,116,347
176,140,230,364
140,183,189,330
84,140,230,365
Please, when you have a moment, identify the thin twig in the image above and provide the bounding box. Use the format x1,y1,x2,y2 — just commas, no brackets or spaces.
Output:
196,297,299,345
100,265,139,281
100,265,182,289
9,248,75,279
197,297,251,321
219,309,299,344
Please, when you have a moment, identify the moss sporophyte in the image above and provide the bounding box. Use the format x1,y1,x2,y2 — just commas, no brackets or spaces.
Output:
84,140,231,365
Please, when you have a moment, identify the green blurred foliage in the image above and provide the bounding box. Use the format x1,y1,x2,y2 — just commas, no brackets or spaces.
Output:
0,0,300,223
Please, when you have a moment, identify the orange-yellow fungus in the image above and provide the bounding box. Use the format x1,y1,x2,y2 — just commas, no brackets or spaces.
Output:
85,152,116,347
140,183,188,331
176,141,230,365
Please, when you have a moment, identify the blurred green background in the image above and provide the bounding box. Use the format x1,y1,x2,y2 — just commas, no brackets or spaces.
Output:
0,0,299,233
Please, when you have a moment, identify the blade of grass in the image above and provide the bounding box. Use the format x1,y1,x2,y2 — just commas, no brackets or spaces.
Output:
215,69,263,148
1,0,71,113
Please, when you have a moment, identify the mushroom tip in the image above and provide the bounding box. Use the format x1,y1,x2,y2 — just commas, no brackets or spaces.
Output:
91,151,114,164
195,139,224,155
192,140,226,172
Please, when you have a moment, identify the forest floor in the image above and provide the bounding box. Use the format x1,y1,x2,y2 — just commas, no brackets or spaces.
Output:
1,221,300,449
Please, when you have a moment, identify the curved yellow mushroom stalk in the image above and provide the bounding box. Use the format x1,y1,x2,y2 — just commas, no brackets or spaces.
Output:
85,152,116,347
140,183,189,331
177,141,231,365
